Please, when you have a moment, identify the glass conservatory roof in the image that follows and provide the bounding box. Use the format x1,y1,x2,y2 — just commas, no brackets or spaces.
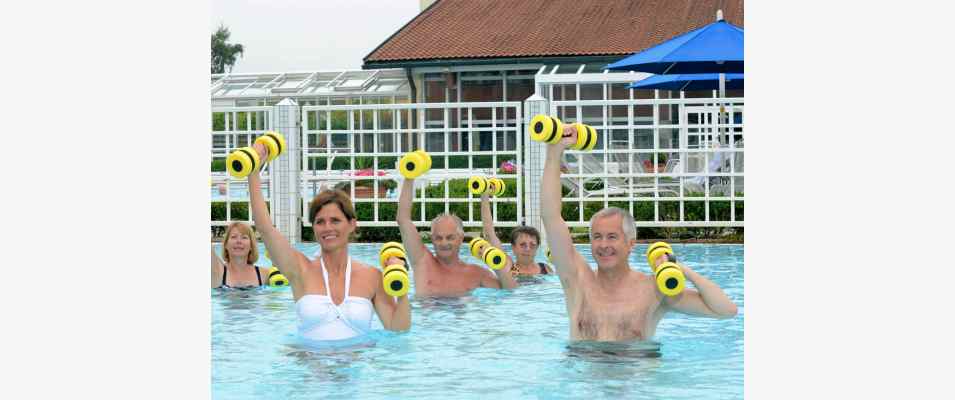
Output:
211,69,410,99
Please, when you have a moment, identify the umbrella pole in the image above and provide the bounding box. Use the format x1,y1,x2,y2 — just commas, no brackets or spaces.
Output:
719,72,727,145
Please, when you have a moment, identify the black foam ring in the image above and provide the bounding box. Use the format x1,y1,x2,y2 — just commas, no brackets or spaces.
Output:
546,116,560,142
266,132,283,154
237,148,257,172
665,277,678,290
580,125,595,150
656,265,670,278
382,244,402,253
390,280,403,291
384,268,407,278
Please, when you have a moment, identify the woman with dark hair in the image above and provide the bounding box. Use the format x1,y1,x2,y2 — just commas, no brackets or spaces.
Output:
479,185,553,277
244,143,410,341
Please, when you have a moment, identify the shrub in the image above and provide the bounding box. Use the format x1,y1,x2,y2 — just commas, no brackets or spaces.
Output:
211,158,226,172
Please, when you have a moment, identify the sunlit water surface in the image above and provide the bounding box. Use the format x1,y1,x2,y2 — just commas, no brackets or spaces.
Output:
212,243,743,399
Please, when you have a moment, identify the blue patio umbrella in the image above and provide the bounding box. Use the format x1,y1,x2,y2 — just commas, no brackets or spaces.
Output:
605,14,743,75
606,10,743,98
628,73,744,91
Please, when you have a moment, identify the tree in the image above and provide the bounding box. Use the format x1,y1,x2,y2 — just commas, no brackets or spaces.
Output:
211,24,244,74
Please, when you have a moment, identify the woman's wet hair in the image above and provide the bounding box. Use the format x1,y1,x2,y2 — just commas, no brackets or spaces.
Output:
510,225,541,246
308,189,357,223
221,221,259,264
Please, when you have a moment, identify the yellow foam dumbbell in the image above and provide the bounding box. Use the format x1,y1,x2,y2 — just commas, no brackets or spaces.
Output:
646,241,685,296
379,241,407,268
398,150,432,179
528,114,597,151
469,237,506,270
226,146,262,178
267,267,289,287
468,176,490,195
263,248,289,287
469,237,489,258
254,131,287,163
571,123,598,151
529,114,565,144
226,131,287,178
379,241,409,297
468,176,507,196
482,245,507,270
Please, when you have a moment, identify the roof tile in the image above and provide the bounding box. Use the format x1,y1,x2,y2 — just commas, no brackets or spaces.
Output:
365,0,743,63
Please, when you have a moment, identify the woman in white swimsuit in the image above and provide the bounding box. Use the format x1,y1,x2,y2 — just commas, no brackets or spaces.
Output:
246,148,411,341
211,221,272,289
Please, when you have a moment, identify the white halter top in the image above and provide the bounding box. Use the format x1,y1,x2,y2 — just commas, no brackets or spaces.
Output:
295,253,374,341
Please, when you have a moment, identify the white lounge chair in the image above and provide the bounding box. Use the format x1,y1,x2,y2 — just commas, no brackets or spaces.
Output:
683,139,744,196
564,152,678,198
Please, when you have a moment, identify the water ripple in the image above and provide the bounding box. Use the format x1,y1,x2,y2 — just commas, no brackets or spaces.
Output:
213,243,744,399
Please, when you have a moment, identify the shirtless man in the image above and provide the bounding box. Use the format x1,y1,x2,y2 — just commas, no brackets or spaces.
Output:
397,177,518,297
541,125,737,341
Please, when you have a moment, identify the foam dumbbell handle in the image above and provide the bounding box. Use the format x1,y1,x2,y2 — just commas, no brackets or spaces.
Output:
646,241,674,268
254,131,286,163
469,237,489,258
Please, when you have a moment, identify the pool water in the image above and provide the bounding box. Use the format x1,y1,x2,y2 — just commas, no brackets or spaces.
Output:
212,243,743,399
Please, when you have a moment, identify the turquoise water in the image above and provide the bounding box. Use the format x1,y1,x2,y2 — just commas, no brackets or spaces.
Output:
211,183,257,201
212,243,743,399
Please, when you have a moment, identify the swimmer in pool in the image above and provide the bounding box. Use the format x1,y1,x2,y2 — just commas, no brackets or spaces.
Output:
396,177,518,297
479,189,553,277
245,143,410,340
540,123,737,341
212,221,272,289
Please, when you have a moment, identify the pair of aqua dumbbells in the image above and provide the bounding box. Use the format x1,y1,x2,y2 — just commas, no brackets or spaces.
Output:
540,243,685,296
225,131,287,178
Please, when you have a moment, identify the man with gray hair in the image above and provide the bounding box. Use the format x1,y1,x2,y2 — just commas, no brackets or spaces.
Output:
397,178,517,297
540,124,737,342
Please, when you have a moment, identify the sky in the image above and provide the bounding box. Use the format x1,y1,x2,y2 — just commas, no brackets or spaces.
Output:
211,0,424,73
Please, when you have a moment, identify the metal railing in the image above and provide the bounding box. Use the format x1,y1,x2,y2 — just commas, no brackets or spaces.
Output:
548,97,744,227
300,102,524,228
210,106,276,228
210,94,743,237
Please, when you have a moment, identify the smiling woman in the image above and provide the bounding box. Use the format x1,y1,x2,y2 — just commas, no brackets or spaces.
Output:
241,140,411,342
211,221,271,289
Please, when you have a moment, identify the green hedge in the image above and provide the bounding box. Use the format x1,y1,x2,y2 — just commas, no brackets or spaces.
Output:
211,201,269,222
216,178,742,243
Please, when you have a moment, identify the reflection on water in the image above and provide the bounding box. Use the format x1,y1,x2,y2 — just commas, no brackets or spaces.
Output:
566,340,663,360
283,340,366,384
556,341,665,399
